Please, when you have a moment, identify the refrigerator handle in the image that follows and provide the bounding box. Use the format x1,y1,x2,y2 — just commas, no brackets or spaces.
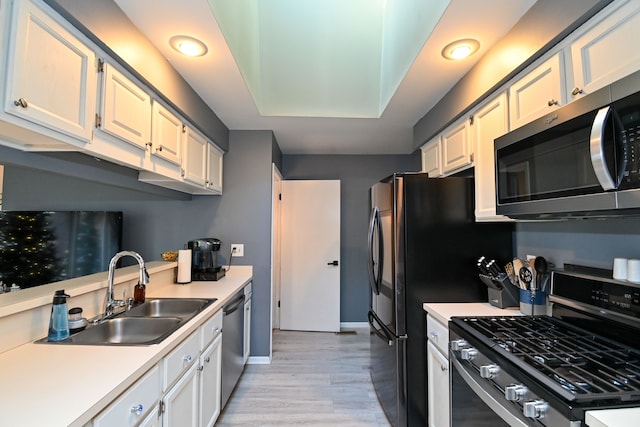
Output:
367,207,383,295
368,310,393,346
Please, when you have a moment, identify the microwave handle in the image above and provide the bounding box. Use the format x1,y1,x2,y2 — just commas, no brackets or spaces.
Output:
589,106,617,190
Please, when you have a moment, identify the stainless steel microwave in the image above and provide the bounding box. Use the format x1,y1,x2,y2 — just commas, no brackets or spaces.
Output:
495,70,640,219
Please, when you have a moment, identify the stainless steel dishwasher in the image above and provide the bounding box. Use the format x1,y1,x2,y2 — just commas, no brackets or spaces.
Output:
221,289,245,407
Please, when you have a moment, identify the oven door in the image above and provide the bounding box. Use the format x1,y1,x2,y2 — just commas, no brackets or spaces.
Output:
450,354,527,427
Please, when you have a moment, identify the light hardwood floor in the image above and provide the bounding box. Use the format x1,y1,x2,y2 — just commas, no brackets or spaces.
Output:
217,328,391,426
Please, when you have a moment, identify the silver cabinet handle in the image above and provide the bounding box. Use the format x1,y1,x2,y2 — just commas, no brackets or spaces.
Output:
183,354,193,363
571,87,584,96
157,145,163,152
13,98,28,108
131,404,143,415
547,99,558,106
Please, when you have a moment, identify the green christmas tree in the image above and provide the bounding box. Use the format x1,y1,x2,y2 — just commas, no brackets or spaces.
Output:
0,212,61,288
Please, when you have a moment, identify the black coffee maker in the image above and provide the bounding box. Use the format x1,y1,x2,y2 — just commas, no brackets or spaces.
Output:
187,238,225,281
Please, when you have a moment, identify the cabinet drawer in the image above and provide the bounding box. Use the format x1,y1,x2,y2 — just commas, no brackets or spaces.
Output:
426,315,449,355
164,331,199,391
200,309,223,350
93,365,160,427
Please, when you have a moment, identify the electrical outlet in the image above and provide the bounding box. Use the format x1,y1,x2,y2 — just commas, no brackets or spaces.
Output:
231,244,244,257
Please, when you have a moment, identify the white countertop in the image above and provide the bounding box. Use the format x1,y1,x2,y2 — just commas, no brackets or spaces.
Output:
586,408,640,427
423,302,522,325
0,265,253,427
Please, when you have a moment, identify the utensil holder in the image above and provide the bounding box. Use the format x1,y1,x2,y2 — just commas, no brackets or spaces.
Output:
519,289,547,315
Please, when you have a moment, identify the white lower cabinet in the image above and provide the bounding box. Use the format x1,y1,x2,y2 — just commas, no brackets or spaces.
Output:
161,308,223,427
162,362,200,426
199,334,223,427
93,365,161,427
426,314,450,427
243,283,252,364
427,341,449,427
138,403,161,427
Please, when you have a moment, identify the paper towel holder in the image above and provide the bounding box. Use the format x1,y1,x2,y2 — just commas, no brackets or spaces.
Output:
177,249,192,284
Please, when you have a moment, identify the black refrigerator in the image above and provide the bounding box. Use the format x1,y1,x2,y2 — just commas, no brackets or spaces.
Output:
367,173,513,427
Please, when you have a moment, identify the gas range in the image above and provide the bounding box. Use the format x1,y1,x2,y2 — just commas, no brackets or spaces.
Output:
449,267,640,426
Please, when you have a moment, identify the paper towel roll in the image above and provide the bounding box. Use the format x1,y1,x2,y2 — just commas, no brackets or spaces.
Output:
177,249,192,284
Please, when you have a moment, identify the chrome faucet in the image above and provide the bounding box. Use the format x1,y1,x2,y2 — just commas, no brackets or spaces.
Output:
103,251,149,318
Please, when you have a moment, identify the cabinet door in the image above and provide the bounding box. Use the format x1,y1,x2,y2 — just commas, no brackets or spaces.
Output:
5,0,97,142
162,363,199,427
182,126,208,187
471,92,511,221
206,142,224,193
199,334,223,427
151,101,182,165
421,138,442,177
243,298,251,364
509,53,565,130
569,0,640,99
441,117,472,175
99,62,151,149
427,341,450,427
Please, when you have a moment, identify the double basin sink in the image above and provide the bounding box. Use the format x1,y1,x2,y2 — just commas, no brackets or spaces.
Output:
42,298,217,346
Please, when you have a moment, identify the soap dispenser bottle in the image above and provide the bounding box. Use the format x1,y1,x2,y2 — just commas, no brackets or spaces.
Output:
47,290,70,342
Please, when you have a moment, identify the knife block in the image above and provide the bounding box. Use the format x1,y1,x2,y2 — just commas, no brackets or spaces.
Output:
479,274,520,308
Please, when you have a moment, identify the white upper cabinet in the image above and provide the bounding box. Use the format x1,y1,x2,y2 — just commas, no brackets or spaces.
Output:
471,92,511,221
206,142,224,194
509,53,565,130
3,0,97,145
98,61,151,150
151,101,183,166
441,116,473,175
182,126,208,187
567,0,640,100
421,138,442,177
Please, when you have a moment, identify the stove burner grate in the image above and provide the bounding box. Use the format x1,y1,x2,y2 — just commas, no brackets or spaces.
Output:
461,316,640,401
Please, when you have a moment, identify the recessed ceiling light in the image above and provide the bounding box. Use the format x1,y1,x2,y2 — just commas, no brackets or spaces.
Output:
441,39,480,60
169,35,208,57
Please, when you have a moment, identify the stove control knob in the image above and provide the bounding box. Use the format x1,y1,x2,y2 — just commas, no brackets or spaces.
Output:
523,400,549,419
480,364,500,379
505,384,528,401
450,339,468,351
460,347,478,361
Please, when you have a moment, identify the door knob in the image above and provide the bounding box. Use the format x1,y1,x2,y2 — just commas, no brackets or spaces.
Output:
327,260,339,266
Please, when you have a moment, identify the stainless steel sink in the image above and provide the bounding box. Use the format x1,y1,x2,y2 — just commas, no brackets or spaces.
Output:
37,297,217,346
67,317,182,345
126,298,215,318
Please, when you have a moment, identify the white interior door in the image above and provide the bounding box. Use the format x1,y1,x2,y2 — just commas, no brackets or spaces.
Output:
280,180,340,332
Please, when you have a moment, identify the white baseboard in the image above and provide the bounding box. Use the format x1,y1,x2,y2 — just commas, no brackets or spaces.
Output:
340,322,369,329
247,355,272,365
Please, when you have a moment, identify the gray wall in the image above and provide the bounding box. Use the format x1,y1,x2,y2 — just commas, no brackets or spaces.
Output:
282,154,420,322
514,219,640,272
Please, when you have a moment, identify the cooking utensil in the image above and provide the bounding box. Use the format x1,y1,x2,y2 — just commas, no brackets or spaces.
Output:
504,262,515,286
512,258,526,289
519,266,535,316
534,256,549,293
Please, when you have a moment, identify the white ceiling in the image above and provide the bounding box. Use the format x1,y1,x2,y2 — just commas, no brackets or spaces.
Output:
114,0,536,155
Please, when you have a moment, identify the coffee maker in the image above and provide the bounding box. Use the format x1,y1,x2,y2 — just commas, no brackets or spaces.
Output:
187,238,225,281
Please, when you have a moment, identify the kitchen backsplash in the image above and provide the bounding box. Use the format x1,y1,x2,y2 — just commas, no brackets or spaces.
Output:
514,217,640,272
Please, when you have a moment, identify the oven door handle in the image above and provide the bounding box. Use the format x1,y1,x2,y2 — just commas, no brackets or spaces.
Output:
590,106,618,191
450,355,529,427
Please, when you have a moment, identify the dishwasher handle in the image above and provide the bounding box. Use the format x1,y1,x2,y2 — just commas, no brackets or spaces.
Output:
224,293,245,315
